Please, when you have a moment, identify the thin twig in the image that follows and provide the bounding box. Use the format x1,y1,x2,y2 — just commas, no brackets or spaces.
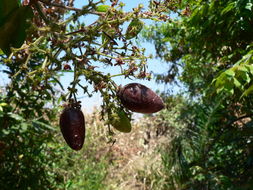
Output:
65,29,87,36
39,0,82,12
34,2,50,24
39,0,105,16
227,114,253,127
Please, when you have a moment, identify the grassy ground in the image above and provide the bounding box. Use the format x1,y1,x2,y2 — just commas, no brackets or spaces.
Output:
83,111,171,190
52,109,171,190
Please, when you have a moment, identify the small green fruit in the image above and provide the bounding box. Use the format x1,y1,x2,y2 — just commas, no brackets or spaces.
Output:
111,111,131,133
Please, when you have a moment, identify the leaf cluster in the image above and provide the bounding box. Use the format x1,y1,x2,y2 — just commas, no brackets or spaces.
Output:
142,0,253,189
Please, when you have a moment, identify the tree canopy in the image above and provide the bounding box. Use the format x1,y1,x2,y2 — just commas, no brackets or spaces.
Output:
143,0,253,189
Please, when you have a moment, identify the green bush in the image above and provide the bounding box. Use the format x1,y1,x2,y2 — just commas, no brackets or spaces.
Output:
0,91,110,189
144,95,253,190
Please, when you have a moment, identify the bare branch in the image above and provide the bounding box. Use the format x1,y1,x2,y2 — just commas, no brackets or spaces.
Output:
39,0,82,12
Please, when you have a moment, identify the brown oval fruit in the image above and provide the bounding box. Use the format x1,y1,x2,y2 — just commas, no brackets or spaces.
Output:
59,106,85,151
117,83,165,114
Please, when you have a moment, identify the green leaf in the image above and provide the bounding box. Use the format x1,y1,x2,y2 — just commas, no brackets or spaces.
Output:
233,77,242,88
0,102,8,107
224,69,235,77
0,0,19,26
7,112,24,121
189,7,201,25
214,73,226,88
96,5,110,12
224,82,234,95
241,84,253,97
221,2,235,15
32,120,56,131
0,102,7,112
216,86,224,94
20,123,28,132
245,3,253,11
240,72,251,84
125,18,144,39
0,6,33,55
237,65,248,72
245,65,253,75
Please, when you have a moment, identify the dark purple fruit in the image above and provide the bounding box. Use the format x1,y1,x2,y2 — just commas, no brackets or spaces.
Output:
117,83,165,114
59,106,85,151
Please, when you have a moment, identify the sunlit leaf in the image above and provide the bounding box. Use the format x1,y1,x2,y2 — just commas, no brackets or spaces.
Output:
241,84,253,97
7,112,24,121
96,5,110,12
245,65,253,75
225,69,235,77
221,2,235,15
237,65,247,72
245,3,253,11
233,77,242,88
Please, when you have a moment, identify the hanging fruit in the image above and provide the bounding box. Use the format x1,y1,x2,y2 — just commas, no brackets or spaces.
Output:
117,83,165,114
111,110,132,133
59,104,85,151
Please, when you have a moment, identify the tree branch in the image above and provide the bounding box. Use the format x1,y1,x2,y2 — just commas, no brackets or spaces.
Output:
34,2,50,24
227,114,253,127
39,0,82,12
38,0,105,16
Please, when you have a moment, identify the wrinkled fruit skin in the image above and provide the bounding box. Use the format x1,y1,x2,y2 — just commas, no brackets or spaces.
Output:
111,111,131,133
118,83,165,114
60,107,85,151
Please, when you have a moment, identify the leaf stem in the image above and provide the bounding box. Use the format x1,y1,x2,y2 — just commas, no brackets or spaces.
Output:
12,54,31,78
110,73,125,78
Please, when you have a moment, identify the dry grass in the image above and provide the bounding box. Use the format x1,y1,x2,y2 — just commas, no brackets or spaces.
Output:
84,110,171,190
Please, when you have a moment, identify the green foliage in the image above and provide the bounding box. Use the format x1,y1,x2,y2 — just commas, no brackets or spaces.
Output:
213,50,253,97
142,0,253,189
0,0,33,55
0,92,60,189
142,96,253,189
47,131,109,190
143,0,253,96
0,89,110,189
